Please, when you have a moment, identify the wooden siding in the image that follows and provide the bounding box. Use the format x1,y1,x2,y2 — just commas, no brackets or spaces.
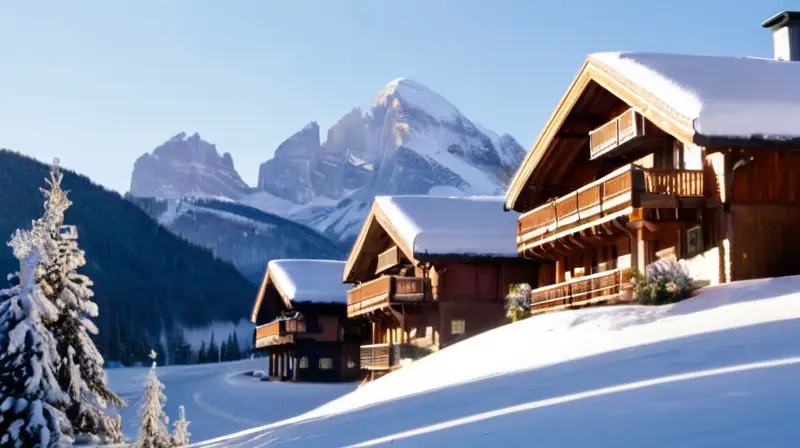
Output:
727,150,800,281
267,340,360,382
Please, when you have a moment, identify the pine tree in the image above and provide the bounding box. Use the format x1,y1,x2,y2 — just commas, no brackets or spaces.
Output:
131,350,172,448
171,405,190,446
220,335,229,362
35,162,125,442
0,219,72,447
206,332,219,363
197,341,206,364
230,331,241,361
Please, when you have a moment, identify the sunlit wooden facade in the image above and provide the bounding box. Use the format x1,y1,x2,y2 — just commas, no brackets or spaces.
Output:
250,261,360,382
344,199,538,376
505,55,800,314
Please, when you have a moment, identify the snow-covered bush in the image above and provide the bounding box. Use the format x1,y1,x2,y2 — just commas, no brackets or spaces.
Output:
131,351,173,448
631,259,695,305
251,370,266,378
171,405,190,446
505,283,532,322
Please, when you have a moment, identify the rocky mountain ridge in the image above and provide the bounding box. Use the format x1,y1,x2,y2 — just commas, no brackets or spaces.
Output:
129,77,528,244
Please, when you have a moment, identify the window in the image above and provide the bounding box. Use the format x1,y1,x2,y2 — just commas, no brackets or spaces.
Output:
299,357,308,369
451,319,466,335
319,357,333,370
685,226,703,257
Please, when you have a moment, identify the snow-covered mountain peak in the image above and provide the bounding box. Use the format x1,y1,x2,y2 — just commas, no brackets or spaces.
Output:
375,77,461,123
130,132,250,200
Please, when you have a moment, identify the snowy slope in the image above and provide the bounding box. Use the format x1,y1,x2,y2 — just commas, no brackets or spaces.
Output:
193,275,800,446
107,359,355,443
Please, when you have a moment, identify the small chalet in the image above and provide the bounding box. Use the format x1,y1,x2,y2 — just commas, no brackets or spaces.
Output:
344,195,538,375
250,259,360,382
504,11,800,314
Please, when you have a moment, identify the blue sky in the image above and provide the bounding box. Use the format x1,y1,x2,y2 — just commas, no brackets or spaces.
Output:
0,0,795,192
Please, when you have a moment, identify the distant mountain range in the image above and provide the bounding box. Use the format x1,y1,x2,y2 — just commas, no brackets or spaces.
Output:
0,149,256,366
129,77,527,264
127,195,346,283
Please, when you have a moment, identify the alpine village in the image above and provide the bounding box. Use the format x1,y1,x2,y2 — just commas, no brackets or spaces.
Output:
2,6,800,447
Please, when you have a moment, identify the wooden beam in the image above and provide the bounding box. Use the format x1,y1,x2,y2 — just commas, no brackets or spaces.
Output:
568,235,586,249
569,114,609,126
555,131,588,139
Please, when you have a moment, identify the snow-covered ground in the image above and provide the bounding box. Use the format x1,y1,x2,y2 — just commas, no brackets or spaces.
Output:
106,359,356,442
189,275,800,447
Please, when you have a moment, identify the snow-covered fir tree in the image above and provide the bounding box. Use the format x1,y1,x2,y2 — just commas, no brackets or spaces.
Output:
0,219,72,447
131,350,173,448
171,405,190,446
36,162,126,443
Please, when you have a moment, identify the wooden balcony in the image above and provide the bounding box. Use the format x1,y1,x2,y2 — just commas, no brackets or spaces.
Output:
360,343,418,370
254,318,306,349
588,109,662,159
347,276,431,318
530,268,633,314
375,245,401,275
517,164,704,252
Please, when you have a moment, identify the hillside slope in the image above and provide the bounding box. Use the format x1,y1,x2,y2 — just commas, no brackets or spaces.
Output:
128,196,346,282
0,150,257,365
195,275,800,446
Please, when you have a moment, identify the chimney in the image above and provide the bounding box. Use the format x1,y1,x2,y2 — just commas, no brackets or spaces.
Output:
762,11,800,61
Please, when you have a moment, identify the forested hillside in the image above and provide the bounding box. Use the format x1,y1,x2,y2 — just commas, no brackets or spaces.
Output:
128,196,346,282
0,149,256,365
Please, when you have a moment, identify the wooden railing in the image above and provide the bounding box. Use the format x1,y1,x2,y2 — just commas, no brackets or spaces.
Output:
376,245,401,275
359,343,418,370
255,318,306,339
518,164,704,237
589,109,643,159
530,268,633,312
255,321,281,340
644,170,704,196
347,276,430,317
360,343,391,370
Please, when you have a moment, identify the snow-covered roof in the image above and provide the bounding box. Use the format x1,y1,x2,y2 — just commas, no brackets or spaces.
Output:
506,51,800,211
590,52,800,141
267,259,349,304
374,195,519,258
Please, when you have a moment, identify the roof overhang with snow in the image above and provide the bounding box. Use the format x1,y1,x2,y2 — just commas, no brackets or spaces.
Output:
505,52,800,212
250,259,349,324
343,195,522,283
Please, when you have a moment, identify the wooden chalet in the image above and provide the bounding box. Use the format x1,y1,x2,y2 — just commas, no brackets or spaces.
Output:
505,14,800,314
250,259,360,382
344,195,538,375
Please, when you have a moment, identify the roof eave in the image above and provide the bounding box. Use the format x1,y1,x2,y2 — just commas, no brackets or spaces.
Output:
505,60,593,212
694,132,800,149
